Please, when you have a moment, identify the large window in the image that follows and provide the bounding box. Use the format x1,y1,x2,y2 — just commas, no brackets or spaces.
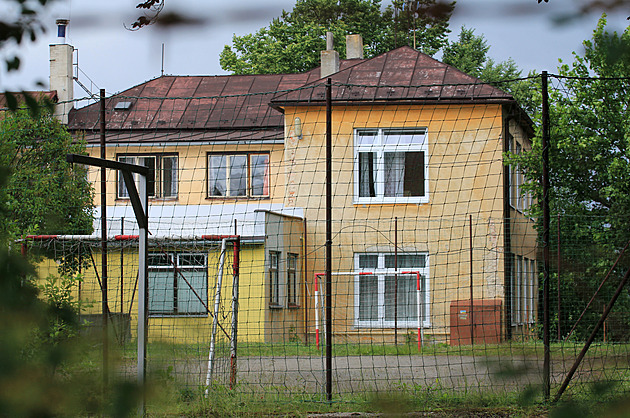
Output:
148,252,207,315
208,153,269,198
354,128,428,204
354,252,429,328
117,154,177,199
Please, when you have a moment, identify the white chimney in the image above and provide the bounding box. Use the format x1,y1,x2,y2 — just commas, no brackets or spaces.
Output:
346,34,364,59
50,19,74,124
320,32,339,79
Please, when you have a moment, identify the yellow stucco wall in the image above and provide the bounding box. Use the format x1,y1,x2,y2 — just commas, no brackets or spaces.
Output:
73,100,537,344
33,242,266,344
281,103,537,343
85,142,285,206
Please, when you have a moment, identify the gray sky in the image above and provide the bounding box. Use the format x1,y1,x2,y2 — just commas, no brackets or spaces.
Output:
1,0,628,98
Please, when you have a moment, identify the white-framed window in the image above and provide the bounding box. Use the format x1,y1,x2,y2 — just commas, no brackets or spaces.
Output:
511,254,537,326
510,137,532,213
117,154,178,199
354,128,429,204
208,153,269,198
287,252,299,307
147,252,207,316
269,251,281,307
354,252,429,328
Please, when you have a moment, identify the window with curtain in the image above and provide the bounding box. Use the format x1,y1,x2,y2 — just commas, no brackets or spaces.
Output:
208,153,269,198
354,252,429,328
148,252,207,316
117,154,178,199
355,128,428,204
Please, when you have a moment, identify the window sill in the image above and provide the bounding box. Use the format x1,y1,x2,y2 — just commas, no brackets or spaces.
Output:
354,322,431,329
269,304,284,310
353,198,429,206
206,196,270,201
116,197,179,202
287,304,300,309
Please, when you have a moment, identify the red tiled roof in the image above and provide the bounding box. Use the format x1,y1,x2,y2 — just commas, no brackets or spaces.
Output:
271,46,514,106
68,46,517,143
68,73,309,134
0,91,58,109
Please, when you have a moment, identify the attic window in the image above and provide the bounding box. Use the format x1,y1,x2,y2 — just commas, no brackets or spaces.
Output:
114,101,133,110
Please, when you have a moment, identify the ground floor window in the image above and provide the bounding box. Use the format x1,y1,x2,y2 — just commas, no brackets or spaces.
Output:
148,252,207,315
354,252,429,328
269,251,281,306
511,255,537,326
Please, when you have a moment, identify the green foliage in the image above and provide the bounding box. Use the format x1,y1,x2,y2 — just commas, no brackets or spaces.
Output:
1,0,59,115
0,234,136,415
0,110,93,238
220,0,454,75
442,26,538,114
510,15,630,341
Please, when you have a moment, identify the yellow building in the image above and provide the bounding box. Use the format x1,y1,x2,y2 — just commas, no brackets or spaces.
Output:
55,36,536,346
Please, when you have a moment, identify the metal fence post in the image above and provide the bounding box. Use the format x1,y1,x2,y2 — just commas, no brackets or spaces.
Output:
541,70,551,402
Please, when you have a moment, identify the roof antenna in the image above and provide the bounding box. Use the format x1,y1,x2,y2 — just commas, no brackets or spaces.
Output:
161,43,165,76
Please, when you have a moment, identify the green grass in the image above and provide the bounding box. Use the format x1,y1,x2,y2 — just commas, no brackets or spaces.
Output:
118,339,630,360
58,337,630,416
144,380,551,417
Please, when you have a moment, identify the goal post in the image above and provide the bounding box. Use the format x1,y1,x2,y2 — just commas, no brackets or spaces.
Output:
314,271,425,351
202,235,240,393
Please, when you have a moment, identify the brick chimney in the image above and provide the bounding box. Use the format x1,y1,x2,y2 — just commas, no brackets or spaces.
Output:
346,34,364,59
49,19,74,124
320,32,339,79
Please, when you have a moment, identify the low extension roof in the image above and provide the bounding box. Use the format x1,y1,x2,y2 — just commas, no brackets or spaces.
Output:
0,91,58,110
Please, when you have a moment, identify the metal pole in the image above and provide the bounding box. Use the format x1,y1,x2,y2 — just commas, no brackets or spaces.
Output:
565,239,630,341
304,217,309,345
121,217,124,315
470,214,474,346
99,88,109,388
230,237,240,389
394,217,398,345
137,174,148,415
325,78,333,402
557,213,561,341
541,71,551,401
554,266,630,403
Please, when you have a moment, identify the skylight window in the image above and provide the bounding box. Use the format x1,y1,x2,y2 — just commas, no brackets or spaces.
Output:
114,101,133,110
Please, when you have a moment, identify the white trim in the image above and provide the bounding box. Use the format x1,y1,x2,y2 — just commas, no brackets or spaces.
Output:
353,128,429,205
353,252,430,329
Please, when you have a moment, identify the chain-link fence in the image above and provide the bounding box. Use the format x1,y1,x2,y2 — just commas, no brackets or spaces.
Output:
10,72,630,408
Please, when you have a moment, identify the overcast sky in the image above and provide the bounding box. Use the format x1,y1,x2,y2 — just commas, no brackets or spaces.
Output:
1,0,628,99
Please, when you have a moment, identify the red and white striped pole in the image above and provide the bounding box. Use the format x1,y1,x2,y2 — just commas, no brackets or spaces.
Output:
403,271,422,351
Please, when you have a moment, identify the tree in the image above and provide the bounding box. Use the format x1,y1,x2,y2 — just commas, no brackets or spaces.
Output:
219,0,454,75
441,26,539,114
0,110,93,239
514,15,630,340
